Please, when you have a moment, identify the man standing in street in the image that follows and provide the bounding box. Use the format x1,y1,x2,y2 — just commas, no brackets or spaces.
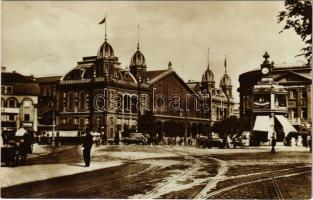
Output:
82,128,93,167
271,135,276,154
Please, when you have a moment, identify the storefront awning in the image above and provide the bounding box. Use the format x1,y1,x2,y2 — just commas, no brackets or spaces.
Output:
275,115,297,134
253,116,270,132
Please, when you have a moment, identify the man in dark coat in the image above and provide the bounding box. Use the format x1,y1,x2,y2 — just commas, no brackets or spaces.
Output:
271,136,276,154
82,129,93,167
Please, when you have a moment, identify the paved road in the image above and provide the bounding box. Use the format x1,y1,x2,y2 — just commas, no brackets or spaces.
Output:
1,145,311,199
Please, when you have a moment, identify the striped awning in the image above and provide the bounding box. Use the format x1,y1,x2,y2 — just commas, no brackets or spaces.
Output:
275,115,297,135
253,116,270,132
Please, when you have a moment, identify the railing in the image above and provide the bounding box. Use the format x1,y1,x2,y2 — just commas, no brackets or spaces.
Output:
61,79,91,84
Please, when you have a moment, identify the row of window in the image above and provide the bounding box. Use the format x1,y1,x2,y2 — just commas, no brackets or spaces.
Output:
1,86,13,95
289,108,308,119
1,113,31,122
288,90,307,99
2,98,33,108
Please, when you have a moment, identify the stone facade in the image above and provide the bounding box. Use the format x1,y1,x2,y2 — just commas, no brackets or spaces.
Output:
1,67,40,136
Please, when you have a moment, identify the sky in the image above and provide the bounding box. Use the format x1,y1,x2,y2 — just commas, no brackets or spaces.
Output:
2,1,307,102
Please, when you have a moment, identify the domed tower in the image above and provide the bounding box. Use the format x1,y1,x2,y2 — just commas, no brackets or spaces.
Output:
94,18,120,79
220,55,232,98
201,48,215,92
130,25,147,83
97,39,115,59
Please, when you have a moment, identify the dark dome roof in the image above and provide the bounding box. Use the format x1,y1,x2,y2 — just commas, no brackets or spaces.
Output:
63,68,83,80
202,68,214,83
220,73,232,87
130,49,146,67
97,40,114,59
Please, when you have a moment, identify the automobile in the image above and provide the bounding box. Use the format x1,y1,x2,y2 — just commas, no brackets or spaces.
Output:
122,133,147,145
196,136,225,149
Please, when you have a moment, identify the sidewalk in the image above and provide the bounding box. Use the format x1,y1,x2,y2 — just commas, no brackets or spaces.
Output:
1,145,123,188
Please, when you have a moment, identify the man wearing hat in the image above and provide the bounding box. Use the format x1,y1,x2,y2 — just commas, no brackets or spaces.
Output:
82,128,93,167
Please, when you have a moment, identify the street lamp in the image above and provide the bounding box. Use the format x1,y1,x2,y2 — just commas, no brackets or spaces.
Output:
137,75,142,132
52,85,56,146
208,90,212,139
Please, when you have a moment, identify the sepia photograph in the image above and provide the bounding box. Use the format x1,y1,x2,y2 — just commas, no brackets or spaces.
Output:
1,0,312,199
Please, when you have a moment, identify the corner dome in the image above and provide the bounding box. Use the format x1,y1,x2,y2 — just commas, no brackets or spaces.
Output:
202,68,215,83
220,73,232,87
97,40,114,59
130,49,146,67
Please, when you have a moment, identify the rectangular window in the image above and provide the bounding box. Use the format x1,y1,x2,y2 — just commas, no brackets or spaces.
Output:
68,93,74,110
80,92,85,110
7,87,12,94
80,118,85,127
24,114,30,122
9,114,15,121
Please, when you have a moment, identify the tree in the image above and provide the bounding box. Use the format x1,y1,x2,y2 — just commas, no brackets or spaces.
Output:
212,116,241,139
278,0,312,63
138,111,156,138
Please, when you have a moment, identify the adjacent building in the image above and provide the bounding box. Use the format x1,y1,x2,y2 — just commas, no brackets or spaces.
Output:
1,67,40,138
238,52,312,144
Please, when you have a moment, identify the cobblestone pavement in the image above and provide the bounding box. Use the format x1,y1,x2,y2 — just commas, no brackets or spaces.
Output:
1,145,311,199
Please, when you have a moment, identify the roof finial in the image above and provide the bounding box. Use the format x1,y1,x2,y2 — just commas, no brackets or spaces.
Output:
207,48,210,69
224,54,227,74
168,61,172,70
137,25,140,50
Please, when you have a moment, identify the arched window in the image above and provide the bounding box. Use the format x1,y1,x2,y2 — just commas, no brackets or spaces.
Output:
8,98,17,108
131,96,138,113
1,98,5,107
124,95,130,113
116,93,123,113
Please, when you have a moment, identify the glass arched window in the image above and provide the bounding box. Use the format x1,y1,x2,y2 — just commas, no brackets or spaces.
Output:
1,98,5,107
131,96,138,113
124,95,130,113
8,99,17,108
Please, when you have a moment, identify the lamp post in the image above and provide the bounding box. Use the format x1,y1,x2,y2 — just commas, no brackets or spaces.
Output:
208,90,212,139
52,85,56,146
137,76,142,132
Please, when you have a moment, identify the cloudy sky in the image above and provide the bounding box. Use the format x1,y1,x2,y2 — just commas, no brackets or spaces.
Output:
2,1,306,101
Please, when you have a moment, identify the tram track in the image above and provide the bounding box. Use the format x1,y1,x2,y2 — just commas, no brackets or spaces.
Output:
202,170,311,199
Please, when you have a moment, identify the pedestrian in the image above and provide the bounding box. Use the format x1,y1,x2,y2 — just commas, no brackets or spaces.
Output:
114,133,119,145
271,136,276,153
82,129,93,167
308,136,312,153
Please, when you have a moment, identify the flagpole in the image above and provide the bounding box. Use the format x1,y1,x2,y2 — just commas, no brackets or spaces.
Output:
137,25,140,50
105,13,107,40
207,48,210,69
225,54,227,73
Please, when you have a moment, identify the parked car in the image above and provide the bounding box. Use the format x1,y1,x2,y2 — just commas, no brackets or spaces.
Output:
123,133,147,145
197,136,225,149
